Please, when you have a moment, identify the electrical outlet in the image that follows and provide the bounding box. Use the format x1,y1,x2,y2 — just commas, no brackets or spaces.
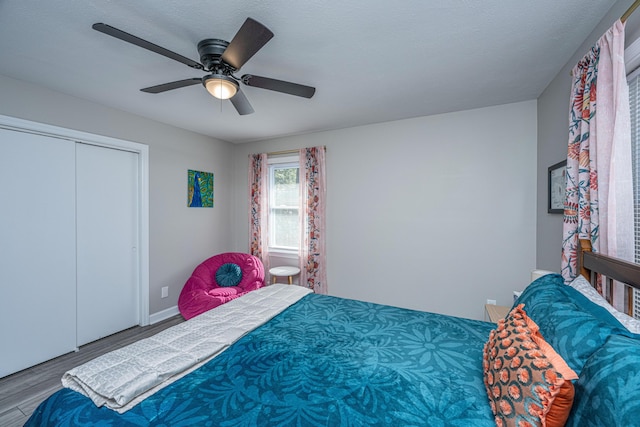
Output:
161,286,168,298
486,299,496,305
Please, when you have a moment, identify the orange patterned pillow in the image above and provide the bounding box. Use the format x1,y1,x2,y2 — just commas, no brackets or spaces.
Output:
482,304,578,427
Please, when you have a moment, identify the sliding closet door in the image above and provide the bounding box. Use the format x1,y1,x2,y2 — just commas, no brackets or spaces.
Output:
76,143,139,346
0,129,77,377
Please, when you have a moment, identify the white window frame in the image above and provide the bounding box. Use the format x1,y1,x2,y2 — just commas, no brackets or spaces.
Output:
626,38,640,265
267,155,300,255
625,38,640,318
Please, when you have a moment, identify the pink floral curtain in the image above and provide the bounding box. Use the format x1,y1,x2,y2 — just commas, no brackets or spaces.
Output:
299,146,327,294
561,44,599,281
248,153,270,273
561,20,634,309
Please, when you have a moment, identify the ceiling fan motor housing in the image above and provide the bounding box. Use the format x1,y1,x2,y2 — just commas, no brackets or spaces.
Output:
197,39,231,72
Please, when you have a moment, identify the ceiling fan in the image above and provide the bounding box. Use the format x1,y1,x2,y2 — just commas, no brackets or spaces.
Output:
92,18,315,115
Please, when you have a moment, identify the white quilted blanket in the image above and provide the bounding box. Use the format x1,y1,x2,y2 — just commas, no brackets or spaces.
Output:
62,284,312,413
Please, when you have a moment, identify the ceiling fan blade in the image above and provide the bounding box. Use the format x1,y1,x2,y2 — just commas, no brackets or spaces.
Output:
241,74,315,98
229,89,254,115
221,18,274,70
141,78,202,93
92,23,203,70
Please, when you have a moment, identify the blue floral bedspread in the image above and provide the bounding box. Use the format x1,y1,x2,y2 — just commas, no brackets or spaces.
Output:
26,294,495,426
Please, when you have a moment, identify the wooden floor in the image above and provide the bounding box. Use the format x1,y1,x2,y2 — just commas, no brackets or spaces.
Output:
0,315,184,427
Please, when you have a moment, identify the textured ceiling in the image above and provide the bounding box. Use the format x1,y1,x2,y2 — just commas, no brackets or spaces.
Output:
0,0,621,143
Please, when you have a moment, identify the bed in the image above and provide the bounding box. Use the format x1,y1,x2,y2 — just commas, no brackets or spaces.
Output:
25,241,640,426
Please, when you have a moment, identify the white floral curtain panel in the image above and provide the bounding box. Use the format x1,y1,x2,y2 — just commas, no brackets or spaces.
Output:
249,153,270,274
561,20,634,309
299,146,327,294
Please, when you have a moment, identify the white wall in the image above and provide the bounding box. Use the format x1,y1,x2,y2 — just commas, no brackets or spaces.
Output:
0,77,538,322
233,101,538,320
0,75,233,316
536,1,639,271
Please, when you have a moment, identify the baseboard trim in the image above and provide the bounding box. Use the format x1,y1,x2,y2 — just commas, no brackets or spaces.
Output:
149,305,180,325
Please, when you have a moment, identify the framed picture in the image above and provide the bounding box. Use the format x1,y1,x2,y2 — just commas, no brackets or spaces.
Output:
188,169,214,208
547,160,566,214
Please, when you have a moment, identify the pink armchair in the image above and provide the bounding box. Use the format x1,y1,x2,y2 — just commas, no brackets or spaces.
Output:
178,252,265,320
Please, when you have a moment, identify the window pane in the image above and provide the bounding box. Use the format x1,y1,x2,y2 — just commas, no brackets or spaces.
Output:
269,164,300,250
629,73,640,319
274,167,299,207
630,74,640,263
271,207,299,248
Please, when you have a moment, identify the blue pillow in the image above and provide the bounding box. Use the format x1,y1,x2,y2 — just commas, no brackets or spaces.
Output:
566,335,640,426
515,274,636,375
215,263,243,287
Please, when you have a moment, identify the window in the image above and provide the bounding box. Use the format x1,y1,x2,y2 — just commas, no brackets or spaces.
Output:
268,157,300,252
629,72,640,264
627,70,640,318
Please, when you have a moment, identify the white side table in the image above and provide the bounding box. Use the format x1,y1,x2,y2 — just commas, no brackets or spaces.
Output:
269,266,301,285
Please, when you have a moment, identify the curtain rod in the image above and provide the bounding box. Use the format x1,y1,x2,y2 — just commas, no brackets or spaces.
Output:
622,0,640,23
569,2,640,76
267,149,298,156
266,147,327,156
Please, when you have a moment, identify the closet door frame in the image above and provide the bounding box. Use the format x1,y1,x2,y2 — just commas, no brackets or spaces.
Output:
0,114,150,326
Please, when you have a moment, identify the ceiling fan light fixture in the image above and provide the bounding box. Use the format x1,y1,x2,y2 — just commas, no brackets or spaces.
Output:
203,74,238,99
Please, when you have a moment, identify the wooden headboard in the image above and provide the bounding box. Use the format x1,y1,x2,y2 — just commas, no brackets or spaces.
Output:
577,238,640,314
